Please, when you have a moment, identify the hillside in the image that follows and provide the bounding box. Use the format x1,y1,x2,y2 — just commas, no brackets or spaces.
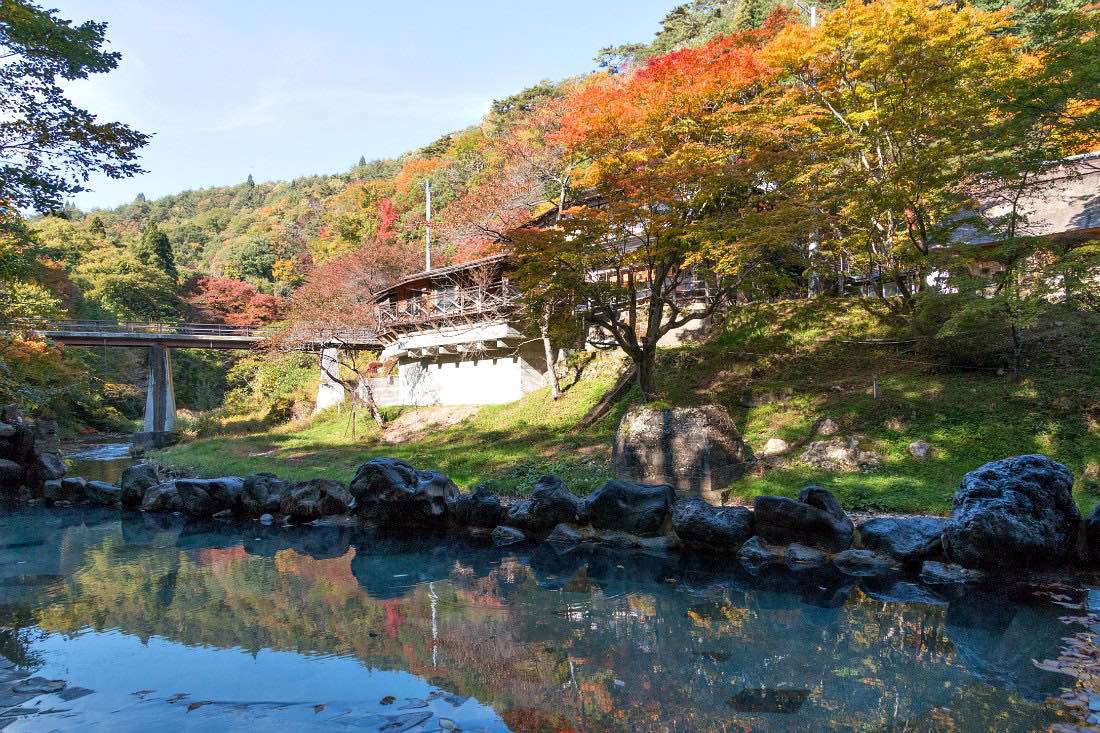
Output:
156,298,1100,515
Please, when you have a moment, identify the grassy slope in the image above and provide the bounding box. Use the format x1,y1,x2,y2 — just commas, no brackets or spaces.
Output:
157,299,1100,514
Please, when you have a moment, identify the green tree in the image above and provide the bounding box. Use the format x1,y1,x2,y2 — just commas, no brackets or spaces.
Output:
134,221,178,282
0,0,149,213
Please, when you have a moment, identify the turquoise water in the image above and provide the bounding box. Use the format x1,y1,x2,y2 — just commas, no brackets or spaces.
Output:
0,506,1085,731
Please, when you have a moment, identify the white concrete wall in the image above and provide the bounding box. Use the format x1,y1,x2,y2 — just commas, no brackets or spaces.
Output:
314,347,345,413
397,344,547,406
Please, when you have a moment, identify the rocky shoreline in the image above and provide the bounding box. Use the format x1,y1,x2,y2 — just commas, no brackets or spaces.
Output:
3,409,1098,593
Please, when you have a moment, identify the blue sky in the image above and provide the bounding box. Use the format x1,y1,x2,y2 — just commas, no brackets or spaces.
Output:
52,1,674,211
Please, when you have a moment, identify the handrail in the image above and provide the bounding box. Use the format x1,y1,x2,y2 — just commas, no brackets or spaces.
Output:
9,319,278,338
376,283,523,326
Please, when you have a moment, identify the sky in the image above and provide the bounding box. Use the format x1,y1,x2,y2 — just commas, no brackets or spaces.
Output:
50,0,675,211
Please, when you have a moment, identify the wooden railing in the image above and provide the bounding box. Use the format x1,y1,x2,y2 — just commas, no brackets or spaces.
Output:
377,284,523,328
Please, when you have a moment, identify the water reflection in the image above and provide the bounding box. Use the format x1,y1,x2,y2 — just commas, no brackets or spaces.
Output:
64,442,134,485
0,507,1084,732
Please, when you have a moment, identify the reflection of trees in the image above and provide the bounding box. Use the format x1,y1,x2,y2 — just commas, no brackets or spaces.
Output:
22,517,1067,733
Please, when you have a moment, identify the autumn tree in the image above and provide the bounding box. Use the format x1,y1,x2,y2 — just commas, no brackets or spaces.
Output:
183,276,281,326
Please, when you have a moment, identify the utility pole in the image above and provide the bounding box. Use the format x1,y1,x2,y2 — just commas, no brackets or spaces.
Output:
424,179,432,272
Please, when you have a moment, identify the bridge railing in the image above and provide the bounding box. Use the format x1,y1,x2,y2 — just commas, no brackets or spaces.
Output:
10,319,278,338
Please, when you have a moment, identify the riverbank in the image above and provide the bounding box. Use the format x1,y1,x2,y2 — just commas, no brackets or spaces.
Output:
153,300,1100,515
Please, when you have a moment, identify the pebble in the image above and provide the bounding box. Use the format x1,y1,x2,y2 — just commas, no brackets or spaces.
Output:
259,513,274,525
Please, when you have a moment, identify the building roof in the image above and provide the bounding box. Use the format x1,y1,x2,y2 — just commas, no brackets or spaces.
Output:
951,152,1100,246
373,253,509,301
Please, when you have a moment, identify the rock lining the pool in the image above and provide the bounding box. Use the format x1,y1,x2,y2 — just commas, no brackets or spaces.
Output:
5,451,1095,582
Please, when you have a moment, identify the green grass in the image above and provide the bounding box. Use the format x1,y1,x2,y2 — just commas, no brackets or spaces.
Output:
156,299,1100,514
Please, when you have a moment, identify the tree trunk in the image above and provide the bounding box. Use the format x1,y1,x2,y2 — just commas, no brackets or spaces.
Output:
540,305,561,400
358,379,386,428
636,347,658,401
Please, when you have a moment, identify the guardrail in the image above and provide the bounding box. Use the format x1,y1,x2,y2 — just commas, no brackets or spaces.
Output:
377,284,523,327
7,319,278,338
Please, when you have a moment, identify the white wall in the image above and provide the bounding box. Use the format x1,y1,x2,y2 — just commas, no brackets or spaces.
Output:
398,344,547,406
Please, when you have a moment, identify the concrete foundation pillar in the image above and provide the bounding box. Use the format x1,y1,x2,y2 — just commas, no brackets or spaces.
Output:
314,347,345,413
143,344,176,433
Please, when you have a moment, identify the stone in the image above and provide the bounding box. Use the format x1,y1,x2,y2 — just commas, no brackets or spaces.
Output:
546,523,595,547
944,455,1078,570
585,480,676,536
761,438,790,457
737,535,785,571
1080,462,1100,495
259,513,274,525
241,473,291,515
505,475,585,535
0,458,22,490
350,457,457,526
753,486,854,552
84,480,121,506
204,477,245,511
921,560,985,585
814,417,841,436
786,543,828,567
174,479,216,518
120,462,171,508
858,516,945,564
832,549,900,577
280,479,355,523
141,481,183,513
0,422,15,438
491,526,526,547
670,498,754,550
860,579,946,606
799,437,880,472
449,485,507,528
29,451,66,485
909,440,933,460
41,479,63,503
611,404,754,502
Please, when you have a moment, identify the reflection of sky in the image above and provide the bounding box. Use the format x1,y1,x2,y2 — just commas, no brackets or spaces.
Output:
17,629,508,732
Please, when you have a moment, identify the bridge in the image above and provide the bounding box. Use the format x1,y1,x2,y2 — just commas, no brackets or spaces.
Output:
7,320,380,440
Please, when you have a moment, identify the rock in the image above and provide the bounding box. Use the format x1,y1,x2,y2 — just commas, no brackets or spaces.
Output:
44,476,85,504
120,462,171,508
585,480,676,536
944,455,1078,570
84,480,121,506
141,480,183,513
740,391,784,408
921,560,985,585
0,422,14,438
241,473,291,515
450,485,507,528
505,475,585,535
546,523,595,547
1080,462,1100,495
350,457,457,526
909,440,933,460
753,486,854,552
832,549,900,577
738,536,785,571
491,526,526,547
41,479,63,503
203,477,245,511
786,543,828,567
861,579,946,605
611,404,754,502
29,451,66,485
259,513,274,525
174,479,216,518
814,417,841,436
858,516,945,564
761,438,790,457
280,479,355,523
670,498,754,550
800,437,880,472
0,458,21,490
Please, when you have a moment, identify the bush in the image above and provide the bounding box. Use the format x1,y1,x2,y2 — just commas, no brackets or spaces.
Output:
910,293,1013,368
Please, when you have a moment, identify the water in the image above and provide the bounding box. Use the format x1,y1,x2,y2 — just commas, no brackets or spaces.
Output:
64,443,134,485
0,507,1087,731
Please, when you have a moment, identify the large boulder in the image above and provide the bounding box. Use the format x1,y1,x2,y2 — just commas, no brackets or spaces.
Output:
671,497,754,550
505,475,585,535
350,457,457,526
753,486,854,552
84,480,121,507
240,473,291,516
28,451,66,487
141,480,183,513
174,479,217,518
204,477,245,511
832,549,900,577
450,486,507,529
944,455,1078,570
120,462,172,508
585,480,676,536
491,526,527,547
611,405,754,503
0,458,24,491
858,516,945,564
280,479,355,523
737,535,785,571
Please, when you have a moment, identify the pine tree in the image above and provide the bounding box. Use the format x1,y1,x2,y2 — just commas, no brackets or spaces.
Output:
89,215,107,237
245,173,255,187
732,0,777,30
135,221,178,283
357,155,367,167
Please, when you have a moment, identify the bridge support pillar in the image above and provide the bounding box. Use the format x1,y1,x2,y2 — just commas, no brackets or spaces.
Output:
314,347,345,413
143,344,176,433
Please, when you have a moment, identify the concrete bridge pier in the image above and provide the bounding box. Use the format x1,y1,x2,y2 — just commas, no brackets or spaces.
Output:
142,344,176,433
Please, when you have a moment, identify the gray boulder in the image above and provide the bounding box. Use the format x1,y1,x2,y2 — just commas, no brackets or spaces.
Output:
858,516,945,564
0,422,15,438
546,523,596,548
120,463,171,508
204,477,245,511
85,480,121,507
586,480,676,536
671,498,754,550
753,486,854,552
491,526,526,547
786,543,828,567
944,455,1078,570
611,405,754,502
800,437,881,472
450,486,507,528
29,452,66,485
505,475,585,535
921,560,985,586
350,457,457,526
174,479,217,517
737,535,785,571
832,549,900,577
241,473,291,515
0,458,23,490
141,481,183,513
280,479,355,523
